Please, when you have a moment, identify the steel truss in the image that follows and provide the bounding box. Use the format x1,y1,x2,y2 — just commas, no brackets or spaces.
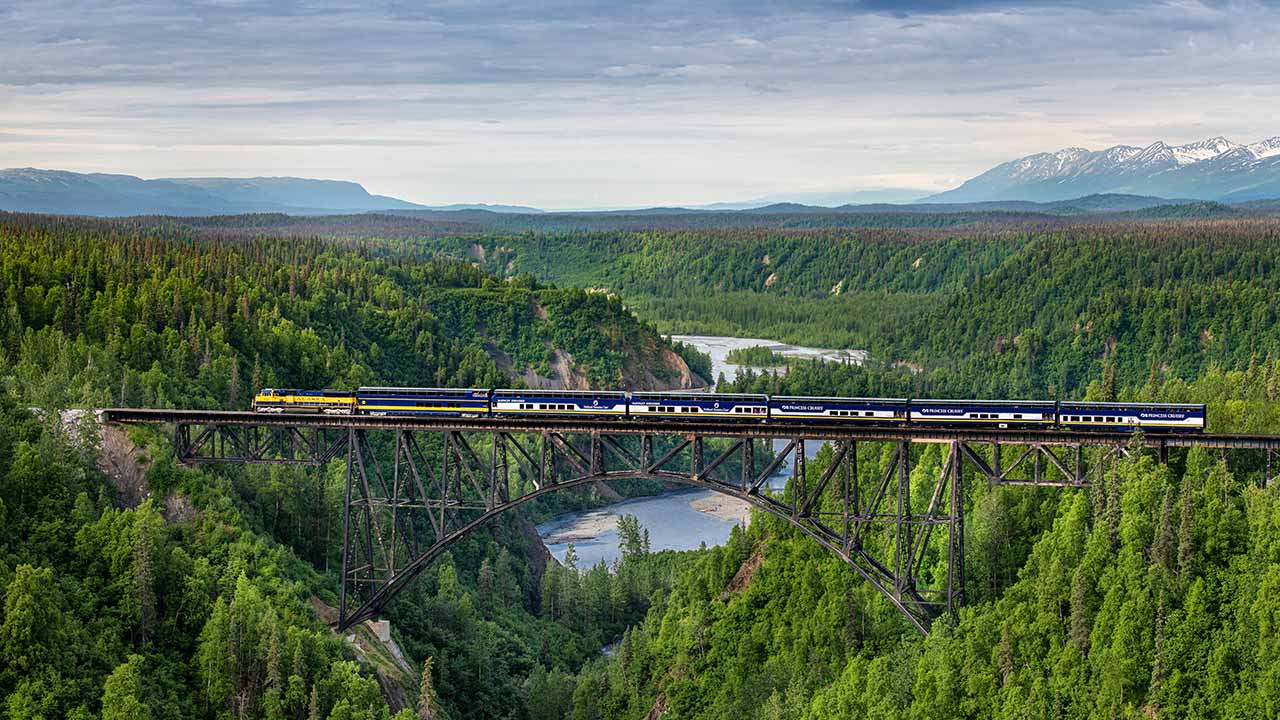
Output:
173,423,350,465
113,409,1280,635
332,431,1140,634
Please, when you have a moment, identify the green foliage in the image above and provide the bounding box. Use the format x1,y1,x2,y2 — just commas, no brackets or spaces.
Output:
425,221,1280,398
101,654,151,720
569,367,1280,719
724,345,785,367
0,215,697,719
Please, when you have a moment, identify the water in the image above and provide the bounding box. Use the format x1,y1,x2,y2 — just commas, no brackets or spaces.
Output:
538,488,751,568
537,334,858,568
670,333,840,477
670,334,866,385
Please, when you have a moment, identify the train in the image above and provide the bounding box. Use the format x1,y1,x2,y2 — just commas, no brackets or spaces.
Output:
251,387,1207,433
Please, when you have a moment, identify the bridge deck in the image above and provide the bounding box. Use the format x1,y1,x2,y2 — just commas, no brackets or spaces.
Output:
100,408,1280,449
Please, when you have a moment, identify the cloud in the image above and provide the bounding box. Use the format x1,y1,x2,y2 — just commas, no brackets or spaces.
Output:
0,0,1278,206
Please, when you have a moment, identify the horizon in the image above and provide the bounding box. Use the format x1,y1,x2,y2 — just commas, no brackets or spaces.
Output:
5,130,1277,212
5,1,1280,208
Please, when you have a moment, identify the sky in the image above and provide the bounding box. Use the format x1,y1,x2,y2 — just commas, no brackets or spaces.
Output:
3,0,1280,208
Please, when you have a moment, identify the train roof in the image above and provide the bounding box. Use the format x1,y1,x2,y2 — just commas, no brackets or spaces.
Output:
630,391,767,400
357,386,489,393
911,398,1057,405
491,388,627,396
771,395,907,403
1059,401,1205,409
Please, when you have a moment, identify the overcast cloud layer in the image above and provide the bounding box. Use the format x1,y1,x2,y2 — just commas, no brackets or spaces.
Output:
3,0,1279,207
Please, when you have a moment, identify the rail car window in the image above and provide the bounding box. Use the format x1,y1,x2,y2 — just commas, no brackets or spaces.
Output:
1013,414,1022,419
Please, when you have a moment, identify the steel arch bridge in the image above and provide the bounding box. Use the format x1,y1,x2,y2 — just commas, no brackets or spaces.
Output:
102,409,1280,635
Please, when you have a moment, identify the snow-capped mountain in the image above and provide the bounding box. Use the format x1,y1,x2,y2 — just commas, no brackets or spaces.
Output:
930,136,1280,203
1249,137,1280,160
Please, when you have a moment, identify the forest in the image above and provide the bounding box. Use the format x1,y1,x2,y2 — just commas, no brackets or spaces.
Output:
415,218,1280,398
2,210,1280,719
0,212,703,718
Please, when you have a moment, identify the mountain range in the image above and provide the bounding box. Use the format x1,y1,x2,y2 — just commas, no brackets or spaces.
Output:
5,136,1280,218
929,136,1280,203
0,169,543,216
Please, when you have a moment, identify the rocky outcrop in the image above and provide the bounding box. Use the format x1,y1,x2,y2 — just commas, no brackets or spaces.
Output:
720,550,765,599
519,518,557,583
97,422,152,509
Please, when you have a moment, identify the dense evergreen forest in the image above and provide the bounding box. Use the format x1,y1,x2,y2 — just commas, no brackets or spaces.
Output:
419,219,1280,398
0,213,703,718
416,215,1280,718
4,210,1280,719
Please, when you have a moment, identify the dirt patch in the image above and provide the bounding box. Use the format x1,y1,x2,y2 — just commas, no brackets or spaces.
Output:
647,693,668,720
310,595,340,626
312,595,416,713
519,347,590,390
98,423,153,509
689,495,751,525
722,550,765,597
644,348,709,390
480,337,591,391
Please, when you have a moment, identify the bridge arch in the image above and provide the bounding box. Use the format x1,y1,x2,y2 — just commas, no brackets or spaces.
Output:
103,408,1263,636
338,429,964,635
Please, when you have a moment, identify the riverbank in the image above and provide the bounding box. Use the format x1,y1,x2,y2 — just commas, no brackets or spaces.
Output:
538,487,753,567
688,494,752,524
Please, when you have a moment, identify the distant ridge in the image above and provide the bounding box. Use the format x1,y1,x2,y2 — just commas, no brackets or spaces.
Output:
930,136,1280,203
5,166,1278,220
0,168,542,217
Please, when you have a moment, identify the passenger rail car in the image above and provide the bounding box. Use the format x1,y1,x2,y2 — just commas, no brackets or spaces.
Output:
356,387,490,417
1058,401,1205,433
910,399,1057,429
630,392,768,420
769,396,907,424
491,389,628,418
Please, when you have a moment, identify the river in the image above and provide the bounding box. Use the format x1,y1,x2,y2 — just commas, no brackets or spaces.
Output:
538,488,751,568
670,334,866,385
537,334,864,566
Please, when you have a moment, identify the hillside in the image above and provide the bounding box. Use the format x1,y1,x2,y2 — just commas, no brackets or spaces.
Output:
0,212,706,719
399,219,1280,399
570,379,1280,718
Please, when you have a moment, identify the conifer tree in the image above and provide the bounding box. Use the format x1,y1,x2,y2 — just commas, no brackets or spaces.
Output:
417,657,439,720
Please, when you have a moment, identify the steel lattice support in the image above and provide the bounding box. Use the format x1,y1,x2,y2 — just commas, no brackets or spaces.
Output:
332,431,979,634
125,410,1280,635
173,423,349,465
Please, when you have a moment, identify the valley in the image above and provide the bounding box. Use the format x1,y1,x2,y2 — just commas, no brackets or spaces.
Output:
3,209,1280,720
